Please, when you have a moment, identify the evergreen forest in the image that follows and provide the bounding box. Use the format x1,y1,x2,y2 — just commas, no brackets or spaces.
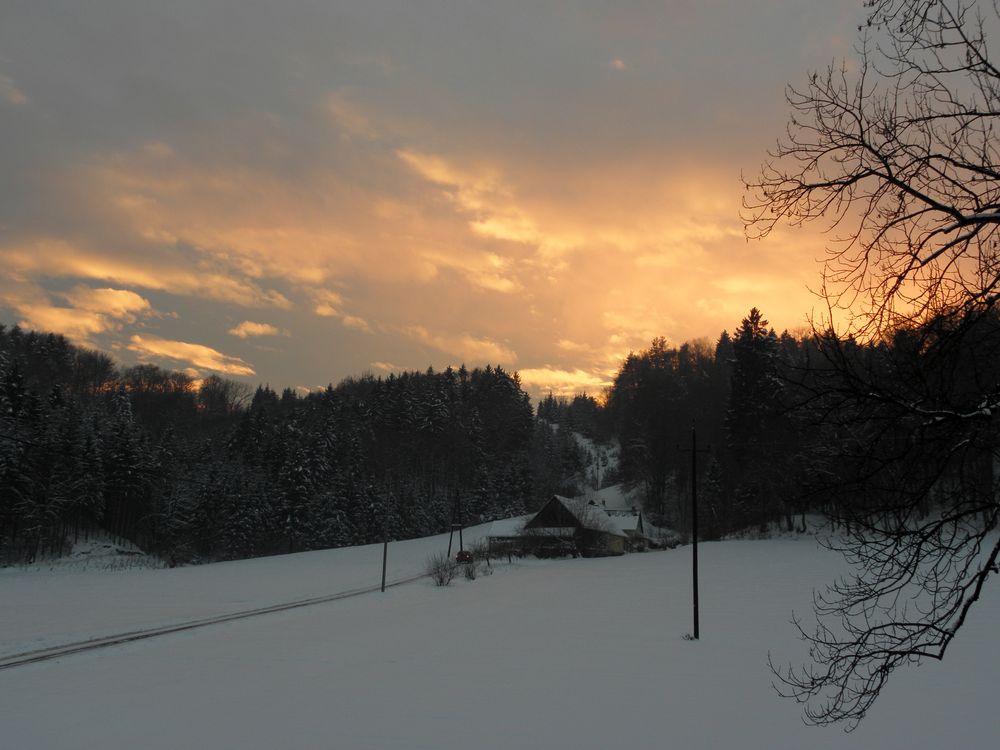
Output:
2,303,998,565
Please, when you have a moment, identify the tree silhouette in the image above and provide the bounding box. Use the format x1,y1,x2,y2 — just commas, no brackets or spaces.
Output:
746,0,1000,728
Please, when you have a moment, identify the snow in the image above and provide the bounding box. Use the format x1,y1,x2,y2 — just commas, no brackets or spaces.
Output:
9,534,166,574
570,431,619,490
582,482,640,511
2,529,997,748
477,514,530,538
0,523,505,661
601,511,642,536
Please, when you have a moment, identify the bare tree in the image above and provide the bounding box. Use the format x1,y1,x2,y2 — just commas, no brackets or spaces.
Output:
747,0,1000,330
745,0,1000,728
197,375,252,417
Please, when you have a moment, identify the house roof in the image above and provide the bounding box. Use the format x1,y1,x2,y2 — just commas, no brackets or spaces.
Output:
602,512,643,536
580,484,641,512
526,495,642,538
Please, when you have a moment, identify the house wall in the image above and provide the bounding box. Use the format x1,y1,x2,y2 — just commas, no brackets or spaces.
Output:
578,529,625,557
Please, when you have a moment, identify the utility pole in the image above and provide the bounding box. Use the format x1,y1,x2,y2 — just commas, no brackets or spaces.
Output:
446,491,465,558
381,481,391,593
679,423,710,639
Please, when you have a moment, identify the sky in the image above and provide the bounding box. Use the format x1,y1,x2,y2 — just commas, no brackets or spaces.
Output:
0,0,864,398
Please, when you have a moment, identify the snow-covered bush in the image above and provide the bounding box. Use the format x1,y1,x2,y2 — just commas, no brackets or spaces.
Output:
425,552,457,586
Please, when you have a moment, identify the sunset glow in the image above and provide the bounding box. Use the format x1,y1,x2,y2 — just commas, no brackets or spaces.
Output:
0,0,863,396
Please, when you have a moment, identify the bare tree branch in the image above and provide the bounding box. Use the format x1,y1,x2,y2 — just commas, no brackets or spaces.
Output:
747,0,1000,728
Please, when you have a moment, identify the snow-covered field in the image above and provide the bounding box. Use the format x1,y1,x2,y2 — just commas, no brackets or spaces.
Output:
1,527,995,749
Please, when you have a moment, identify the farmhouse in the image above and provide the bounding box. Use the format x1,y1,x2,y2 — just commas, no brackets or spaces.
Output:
519,494,648,557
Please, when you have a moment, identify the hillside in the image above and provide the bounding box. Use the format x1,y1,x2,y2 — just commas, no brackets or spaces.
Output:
1,528,995,748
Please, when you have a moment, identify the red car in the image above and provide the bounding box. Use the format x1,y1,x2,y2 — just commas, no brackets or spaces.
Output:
455,550,474,564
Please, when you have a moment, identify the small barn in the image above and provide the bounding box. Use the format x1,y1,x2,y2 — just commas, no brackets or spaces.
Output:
521,495,648,557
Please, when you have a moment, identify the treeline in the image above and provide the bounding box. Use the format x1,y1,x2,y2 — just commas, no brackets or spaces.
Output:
6,302,995,564
0,324,561,565
594,306,1000,540
596,308,806,537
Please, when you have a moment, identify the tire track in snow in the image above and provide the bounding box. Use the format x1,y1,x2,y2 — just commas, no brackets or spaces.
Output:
0,573,427,671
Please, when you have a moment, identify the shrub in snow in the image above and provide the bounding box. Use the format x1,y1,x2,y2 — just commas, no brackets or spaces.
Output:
470,539,492,561
425,552,457,586
462,560,481,580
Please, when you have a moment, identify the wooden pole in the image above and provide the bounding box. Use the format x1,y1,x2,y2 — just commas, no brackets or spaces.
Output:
691,425,699,640
381,533,388,593
381,486,390,593
679,423,709,640
447,489,458,558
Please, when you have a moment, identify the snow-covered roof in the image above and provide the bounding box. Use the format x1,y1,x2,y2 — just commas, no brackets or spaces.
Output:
602,513,642,536
579,484,641,512
533,494,642,538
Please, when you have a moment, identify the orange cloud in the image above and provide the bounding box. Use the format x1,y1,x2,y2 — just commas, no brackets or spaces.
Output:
305,288,375,332
0,99,827,400
403,325,517,366
16,305,112,342
517,367,614,398
61,286,151,322
228,320,287,338
128,334,255,376
397,147,560,256
0,238,290,309
392,143,823,381
66,143,445,290
395,146,757,278
419,249,520,294
556,339,592,353
341,315,372,333
2,283,154,345
310,289,344,317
